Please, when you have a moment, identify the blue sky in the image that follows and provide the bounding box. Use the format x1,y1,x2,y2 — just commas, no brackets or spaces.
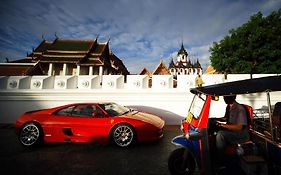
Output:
0,0,280,74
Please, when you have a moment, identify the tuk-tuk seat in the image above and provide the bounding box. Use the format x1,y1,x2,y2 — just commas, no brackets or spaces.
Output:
243,104,253,129
272,102,281,141
237,104,254,146
272,102,281,126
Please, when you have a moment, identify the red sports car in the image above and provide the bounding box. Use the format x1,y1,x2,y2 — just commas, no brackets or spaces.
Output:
15,102,165,147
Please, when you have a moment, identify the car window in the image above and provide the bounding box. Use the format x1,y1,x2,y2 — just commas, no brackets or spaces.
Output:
99,103,129,116
71,105,96,117
55,104,105,118
71,104,105,118
92,107,105,118
55,106,75,116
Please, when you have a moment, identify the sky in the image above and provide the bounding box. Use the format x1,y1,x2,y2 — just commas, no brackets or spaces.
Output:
0,0,280,74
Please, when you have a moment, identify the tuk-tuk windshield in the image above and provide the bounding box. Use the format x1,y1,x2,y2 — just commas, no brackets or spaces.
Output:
189,94,206,119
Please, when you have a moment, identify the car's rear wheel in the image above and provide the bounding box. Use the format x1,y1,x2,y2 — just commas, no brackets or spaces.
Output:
19,122,43,147
112,124,135,147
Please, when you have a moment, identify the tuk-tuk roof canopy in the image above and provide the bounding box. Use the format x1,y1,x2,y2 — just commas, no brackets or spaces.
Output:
190,75,281,96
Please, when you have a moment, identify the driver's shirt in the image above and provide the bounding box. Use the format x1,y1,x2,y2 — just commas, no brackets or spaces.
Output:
228,102,248,129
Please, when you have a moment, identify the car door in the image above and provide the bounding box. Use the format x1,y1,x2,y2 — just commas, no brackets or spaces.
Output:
49,104,112,143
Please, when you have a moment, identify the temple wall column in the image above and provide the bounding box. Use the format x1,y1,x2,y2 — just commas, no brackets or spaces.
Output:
48,63,53,76
62,63,67,76
89,66,93,75
99,66,103,76
76,65,80,76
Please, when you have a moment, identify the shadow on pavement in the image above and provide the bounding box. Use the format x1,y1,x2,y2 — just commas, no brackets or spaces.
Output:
0,125,184,175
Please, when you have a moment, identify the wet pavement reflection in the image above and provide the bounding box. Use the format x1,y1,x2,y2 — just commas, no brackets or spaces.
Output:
0,125,188,175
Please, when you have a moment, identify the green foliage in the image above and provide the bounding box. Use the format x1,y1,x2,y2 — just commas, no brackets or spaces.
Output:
210,9,281,74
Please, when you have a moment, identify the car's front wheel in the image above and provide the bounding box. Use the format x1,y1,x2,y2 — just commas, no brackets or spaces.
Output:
112,124,135,147
19,122,43,147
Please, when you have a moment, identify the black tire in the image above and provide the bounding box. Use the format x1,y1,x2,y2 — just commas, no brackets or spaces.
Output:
168,148,196,175
18,122,43,147
111,123,135,147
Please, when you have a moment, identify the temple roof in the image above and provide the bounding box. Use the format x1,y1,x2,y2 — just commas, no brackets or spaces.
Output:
1,38,129,76
168,59,175,69
34,40,52,52
23,39,113,66
204,65,222,74
40,56,85,63
91,43,107,54
139,67,152,77
152,60,170,75
79,59,103,65
48,39,95,51
0,62,43,76
178,43,188,56
169,58,201,69
193,59,201,68
10,58,36,63
109,53,129,75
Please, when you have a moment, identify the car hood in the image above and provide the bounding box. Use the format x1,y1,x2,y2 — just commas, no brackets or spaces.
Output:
121,111,165,128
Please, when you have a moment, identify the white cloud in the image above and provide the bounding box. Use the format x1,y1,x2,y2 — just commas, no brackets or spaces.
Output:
0,0,280,73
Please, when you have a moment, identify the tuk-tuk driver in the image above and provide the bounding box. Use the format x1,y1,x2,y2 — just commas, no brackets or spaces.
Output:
216,95,250,161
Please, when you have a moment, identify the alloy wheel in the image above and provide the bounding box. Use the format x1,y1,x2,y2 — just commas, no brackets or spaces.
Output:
19,123,40,146
113,124,134,147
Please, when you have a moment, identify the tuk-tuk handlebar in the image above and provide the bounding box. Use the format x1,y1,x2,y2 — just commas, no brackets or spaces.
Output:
186,131,204,140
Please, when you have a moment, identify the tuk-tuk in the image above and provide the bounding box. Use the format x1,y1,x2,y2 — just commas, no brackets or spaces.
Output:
168,75,281,175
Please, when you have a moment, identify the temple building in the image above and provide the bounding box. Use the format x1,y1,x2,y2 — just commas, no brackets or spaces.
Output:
139,60,170,76
139,67,152,77
140,60,175,88
168,43,202,76
152,60,170,75
0,38,129,76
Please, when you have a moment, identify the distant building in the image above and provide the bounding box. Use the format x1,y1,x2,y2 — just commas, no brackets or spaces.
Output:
139,67,153,87
140,60,175,88
139,60,170,76
168,43,202,76
152,60,170,75
139,67,152,77
0,38,129,76
204,65,221,74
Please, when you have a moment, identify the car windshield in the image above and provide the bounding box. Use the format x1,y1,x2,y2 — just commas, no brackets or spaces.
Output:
189,94,206,119
99,103,130,116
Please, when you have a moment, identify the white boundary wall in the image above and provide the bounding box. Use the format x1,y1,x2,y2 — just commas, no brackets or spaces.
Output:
0,74,280,124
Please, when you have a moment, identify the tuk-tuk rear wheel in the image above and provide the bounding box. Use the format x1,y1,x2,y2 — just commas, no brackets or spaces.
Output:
168,148,196,175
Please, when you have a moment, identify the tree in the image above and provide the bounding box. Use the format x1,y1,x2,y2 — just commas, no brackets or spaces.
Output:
210,9,281,74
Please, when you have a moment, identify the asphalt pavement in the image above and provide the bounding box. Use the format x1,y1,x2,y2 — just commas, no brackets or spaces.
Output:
0,124,187,175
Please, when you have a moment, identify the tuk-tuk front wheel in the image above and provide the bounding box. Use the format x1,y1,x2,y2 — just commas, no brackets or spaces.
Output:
168,148,196,175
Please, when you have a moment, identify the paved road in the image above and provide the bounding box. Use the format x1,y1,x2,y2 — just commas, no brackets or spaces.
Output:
0,125,185,175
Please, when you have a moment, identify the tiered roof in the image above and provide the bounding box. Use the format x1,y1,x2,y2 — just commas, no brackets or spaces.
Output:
9,38,129,75
30,39,99,63
0,62,43,76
